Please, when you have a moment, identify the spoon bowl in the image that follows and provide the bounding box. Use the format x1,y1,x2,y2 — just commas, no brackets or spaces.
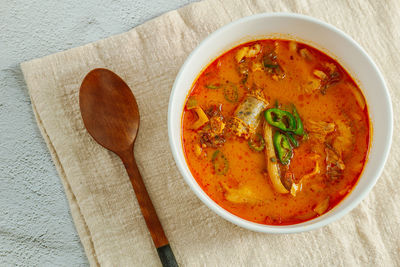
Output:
80,69,139,153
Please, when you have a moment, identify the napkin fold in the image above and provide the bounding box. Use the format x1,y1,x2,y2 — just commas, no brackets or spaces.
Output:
21,0,400,266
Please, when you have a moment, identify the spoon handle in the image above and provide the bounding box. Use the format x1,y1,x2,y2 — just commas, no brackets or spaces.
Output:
120,148,178,267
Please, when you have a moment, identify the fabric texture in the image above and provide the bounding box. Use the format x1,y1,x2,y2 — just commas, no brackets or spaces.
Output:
21,0,400,266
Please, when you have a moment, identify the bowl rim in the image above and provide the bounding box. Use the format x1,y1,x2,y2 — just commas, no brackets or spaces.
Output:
168,12,393,234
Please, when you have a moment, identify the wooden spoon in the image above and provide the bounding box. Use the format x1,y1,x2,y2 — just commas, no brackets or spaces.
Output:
79,68,178,267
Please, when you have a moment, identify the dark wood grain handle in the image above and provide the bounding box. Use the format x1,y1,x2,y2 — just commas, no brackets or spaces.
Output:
119,148,178,266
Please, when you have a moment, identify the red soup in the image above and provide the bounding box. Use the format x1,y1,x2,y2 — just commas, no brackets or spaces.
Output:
181,39,370,225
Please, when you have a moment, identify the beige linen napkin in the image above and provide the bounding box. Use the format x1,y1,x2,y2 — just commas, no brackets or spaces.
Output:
21,0,400,266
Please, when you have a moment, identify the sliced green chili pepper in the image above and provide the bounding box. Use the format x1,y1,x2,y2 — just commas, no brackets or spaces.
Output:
205,84,221,89
264,108,296,132
212,150,229,175
223,83,239,103
286,132,299,148
273,131,293,165
291,105,304,135
264,63,280,69
248,133,265,152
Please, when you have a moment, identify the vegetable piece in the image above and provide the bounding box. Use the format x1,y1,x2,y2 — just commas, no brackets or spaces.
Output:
313,70,327,80
263,51,285,79
290,154,321,196
304,78,321,93
289,41,297,52
301,155,321,181
251,62,263,72
263,122,289,194
235,47,250,62
247,44,261,57
220,182,261,204
248,133,265,152
186,96,198,109
324,62,337,73
264,108,296,132
190,107,209,130
264,63,280,69
292,105,304,135
263,51,278,67
212,150,229,175
286,132,299,147
299,48,313,60
290,183,300,197
302,132,309,141
273,131,293,165
320,70,341,95
235,44,261,62
314,197,330,215
223,83,239,103
205,84,221,89
194,144,202,157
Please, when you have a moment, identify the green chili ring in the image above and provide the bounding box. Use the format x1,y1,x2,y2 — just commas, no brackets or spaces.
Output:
205,84,221,89
212,150,229,175
248,133,265,152
273,131,293,165
292,105,304,135
264,63,280,69
223,83,239,103
286,132,299,148
264,108,296,132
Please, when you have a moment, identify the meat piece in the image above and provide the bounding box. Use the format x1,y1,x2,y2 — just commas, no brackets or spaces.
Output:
209,116,226,137
199,104,226,148
200,133,225,148
332,120,353,156
308,119,350,181
306,120,335,142
325,144,345,181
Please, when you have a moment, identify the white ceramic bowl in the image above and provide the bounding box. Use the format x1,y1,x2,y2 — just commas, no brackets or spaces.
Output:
168,13,392,233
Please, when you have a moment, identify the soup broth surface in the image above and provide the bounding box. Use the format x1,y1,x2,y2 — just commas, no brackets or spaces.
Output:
182,39,369,225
